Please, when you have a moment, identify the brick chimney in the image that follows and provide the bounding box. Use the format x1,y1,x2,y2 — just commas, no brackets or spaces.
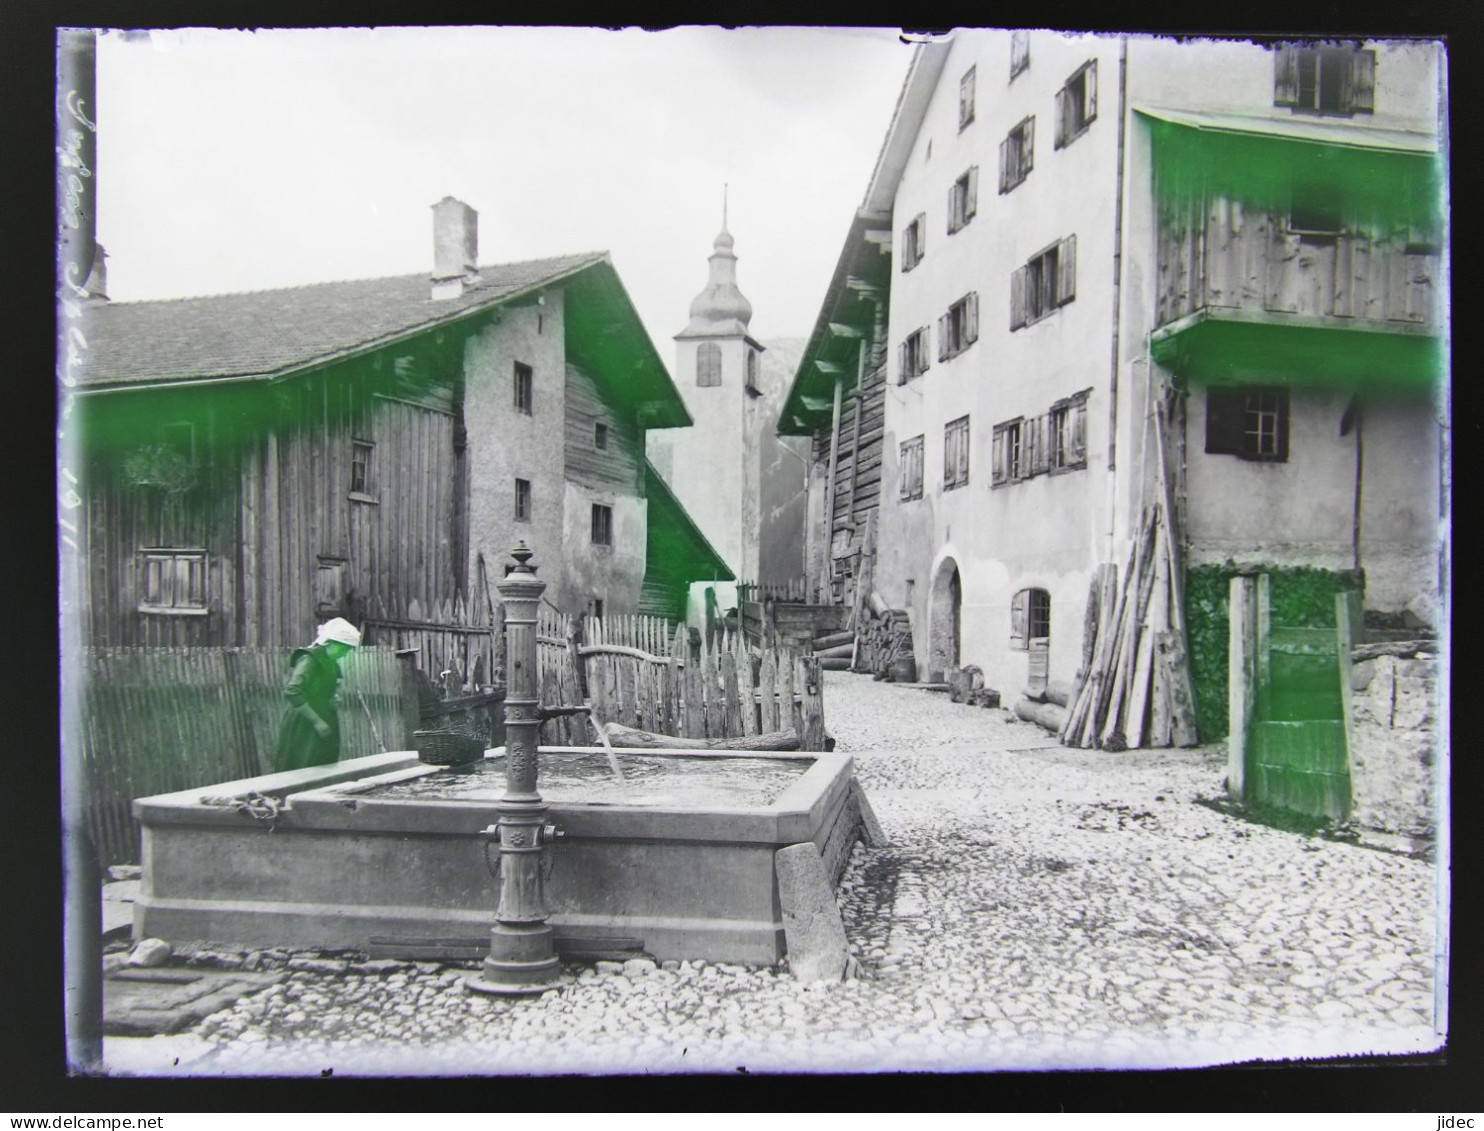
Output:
431,197,478,300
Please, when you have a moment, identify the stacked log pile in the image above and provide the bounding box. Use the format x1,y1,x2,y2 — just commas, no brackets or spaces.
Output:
851,600,914,678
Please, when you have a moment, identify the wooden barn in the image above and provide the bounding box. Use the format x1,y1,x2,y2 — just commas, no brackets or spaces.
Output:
67,198,729,650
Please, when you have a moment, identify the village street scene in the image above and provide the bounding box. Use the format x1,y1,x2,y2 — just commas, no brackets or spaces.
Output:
56,27,1447,1081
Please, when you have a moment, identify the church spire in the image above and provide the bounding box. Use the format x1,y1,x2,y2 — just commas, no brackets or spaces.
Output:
678,188,752,338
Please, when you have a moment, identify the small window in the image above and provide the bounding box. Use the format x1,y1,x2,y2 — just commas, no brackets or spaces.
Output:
959,65,976,130
1011,235,1076,330
999,116,1035,194
897,326,932,384
937,293,980,361
591,503,613,546
746,349,761,395
901,213,926,272
514,477,532,521
588,597,605,620
139,548,208,615
992,418,1024,486
1011,587,1051,650
1274,43,1375,116
1205,386,1290,461
1288,192,1345,241
944,415,970,490
947,166,978,234
1050,392,1090,472
350,440,374,499
899,436,925,501
1010,31,1030,80
1054,60,1098,149
513,362,534,414
315,557,347,615
594,423,609,451
697,342,722,387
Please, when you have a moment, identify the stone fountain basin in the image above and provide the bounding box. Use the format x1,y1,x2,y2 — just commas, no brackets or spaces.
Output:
133,746,861,965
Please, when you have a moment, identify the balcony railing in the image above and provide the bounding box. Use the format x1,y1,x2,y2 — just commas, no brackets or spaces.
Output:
1155,195,1439,332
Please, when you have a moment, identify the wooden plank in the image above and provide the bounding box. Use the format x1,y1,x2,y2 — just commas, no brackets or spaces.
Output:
760,648,778,733
721,651,743,738
737,641,758,738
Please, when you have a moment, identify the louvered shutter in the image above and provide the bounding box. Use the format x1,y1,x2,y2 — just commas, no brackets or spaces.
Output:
1011,265,1028,330
1058,234,1077,305
947,183,959,233
1273,45,1299,106
1350,50,1376,112
1070,400,1087,465
992,425,1006,485
915,213,926,263
965,292,979,345
897,342,908,386
917,329,931,375
1054,87,1067,149
999,136,1010,193
1024,116,1035,174
1084,60,1097,123
937,315,949,361
966,166,978,222
1035,415,1052,474
1010,589,1028,650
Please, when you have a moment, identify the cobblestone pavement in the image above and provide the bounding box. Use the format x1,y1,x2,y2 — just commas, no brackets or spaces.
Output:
106,672,1444,1076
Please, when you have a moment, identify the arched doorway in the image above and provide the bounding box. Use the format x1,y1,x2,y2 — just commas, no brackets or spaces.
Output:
928,558,962,682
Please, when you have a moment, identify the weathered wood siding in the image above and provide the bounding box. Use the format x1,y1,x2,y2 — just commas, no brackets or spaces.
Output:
81,342,466,649
564,362,644,494
1156,196,1440,329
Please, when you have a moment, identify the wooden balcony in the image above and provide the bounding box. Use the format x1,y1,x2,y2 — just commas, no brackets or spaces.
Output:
1151,196,1443,390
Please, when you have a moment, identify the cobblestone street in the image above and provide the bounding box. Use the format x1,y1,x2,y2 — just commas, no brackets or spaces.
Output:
105,671,1444,1077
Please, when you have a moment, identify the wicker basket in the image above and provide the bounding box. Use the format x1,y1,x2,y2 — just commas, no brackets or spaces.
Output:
413,727,486,766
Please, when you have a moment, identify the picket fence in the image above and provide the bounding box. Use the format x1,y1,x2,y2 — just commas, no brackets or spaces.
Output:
534,610,827,748
68,645,404,867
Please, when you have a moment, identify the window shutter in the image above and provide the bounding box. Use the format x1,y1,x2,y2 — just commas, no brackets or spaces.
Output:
917,330,930,375
1350,50,1376,112
1070,400,1087,464
1085,61,1097,123
947,183,958,233
1058,234,1077,305
1010,589,1028,650
937,315,949,362
1205,387,1245,455
1275,390,1291,461
966,292,979,345
966,166,978,221
999,136,1010,193
992,425,1006,485
1054,87,1067,149
1011,265,1028,330
897,342,907,385
1024,116,1035,174
1273,45,1299,106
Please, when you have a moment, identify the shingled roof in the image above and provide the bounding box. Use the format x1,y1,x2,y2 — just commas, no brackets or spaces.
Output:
73,252,607,389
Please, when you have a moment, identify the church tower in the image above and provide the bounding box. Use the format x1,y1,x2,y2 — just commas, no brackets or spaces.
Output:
647,197,766,623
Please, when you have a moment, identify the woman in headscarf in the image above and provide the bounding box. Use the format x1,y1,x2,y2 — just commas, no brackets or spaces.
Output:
273,617,362,772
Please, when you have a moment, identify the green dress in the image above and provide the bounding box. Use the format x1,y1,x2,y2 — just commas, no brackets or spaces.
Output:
272,644,342,772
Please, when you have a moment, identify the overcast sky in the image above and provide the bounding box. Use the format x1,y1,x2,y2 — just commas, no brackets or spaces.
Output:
95,26,914,348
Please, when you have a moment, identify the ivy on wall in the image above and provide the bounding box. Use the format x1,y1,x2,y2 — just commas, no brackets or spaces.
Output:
1185,564,1362,740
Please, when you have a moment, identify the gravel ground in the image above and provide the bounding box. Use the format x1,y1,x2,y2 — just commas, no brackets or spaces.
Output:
104,671,1444,1076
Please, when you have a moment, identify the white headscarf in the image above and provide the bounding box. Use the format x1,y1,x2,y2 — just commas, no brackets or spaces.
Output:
314,617,362,647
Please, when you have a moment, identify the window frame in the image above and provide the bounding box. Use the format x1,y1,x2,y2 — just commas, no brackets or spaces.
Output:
999,115,1035,194
593,422,609,451
349,439,376,502
943,415,971,491
897,326,932,384
899,435,925,501
1010,235,1077,330
514,477,532,522
1010,586,1051,651
745,348,762,396
513,361,534,415
1274,43,1376,117
138,547,209,616
937,293,980,362
901,213,926,272
591,502,614,547
1205,385,1291,462
1049,390,1090,474
959,65,977,130
1054,59,1098,149
947,166,979,234
1010,30,1030,81
696,342,723,387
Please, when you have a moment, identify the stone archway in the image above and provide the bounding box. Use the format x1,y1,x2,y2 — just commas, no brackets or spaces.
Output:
927,558,962,683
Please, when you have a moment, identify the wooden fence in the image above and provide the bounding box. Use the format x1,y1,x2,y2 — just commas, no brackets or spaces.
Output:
534,613,827,749
70,645,404,867
362,593,503,694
